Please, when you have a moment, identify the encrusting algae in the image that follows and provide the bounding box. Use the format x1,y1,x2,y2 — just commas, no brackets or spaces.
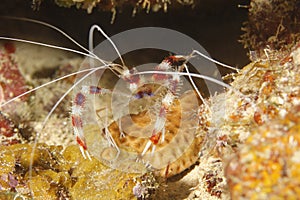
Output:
226,105,300,199
0,143,154,200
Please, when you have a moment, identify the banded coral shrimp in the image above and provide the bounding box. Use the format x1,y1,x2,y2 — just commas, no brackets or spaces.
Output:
0,17,248,199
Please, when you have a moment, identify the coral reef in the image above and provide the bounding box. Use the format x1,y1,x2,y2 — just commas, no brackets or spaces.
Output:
187,39,300,199
0,42,82,147
1,1,300,198
240,0,300,56
224,43,300,199
0,112,23,146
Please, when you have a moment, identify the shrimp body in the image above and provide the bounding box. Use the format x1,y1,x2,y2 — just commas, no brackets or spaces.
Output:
70,53,202,175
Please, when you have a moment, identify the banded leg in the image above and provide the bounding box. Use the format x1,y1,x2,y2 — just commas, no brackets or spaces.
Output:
141,91,176,156
141,56,183,156
71,85,111,160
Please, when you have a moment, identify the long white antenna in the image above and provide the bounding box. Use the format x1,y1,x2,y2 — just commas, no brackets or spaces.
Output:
183,64,210,111
0,36,103,62
1,16,107,65
0,65,110,108
89,25,126,68
192,50,239,72
137,70,235,92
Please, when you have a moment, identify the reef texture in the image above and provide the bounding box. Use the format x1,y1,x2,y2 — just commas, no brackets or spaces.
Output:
0,42,83,148
224,44,300,199
191,42,300,199
240,0,300,58
0,43,29,146
0,143,154,200
0,42,28,103
226,106,300,199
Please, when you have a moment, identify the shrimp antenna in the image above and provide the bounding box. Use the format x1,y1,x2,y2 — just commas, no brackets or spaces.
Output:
0,36,105,63
1,16,108,65
183,64,211,111
136,70,244,97
0,65,110,108
191,50,239,72
89,25,126,68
